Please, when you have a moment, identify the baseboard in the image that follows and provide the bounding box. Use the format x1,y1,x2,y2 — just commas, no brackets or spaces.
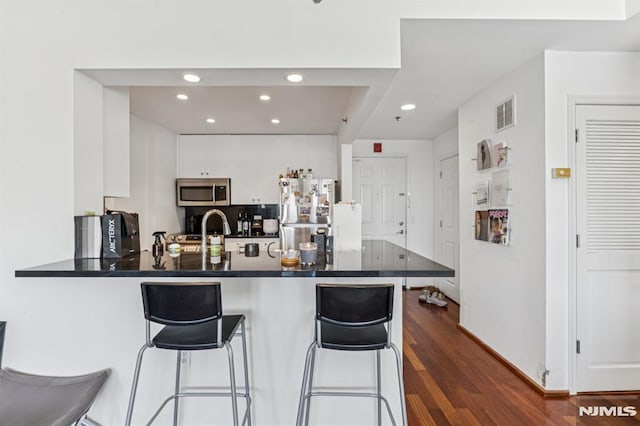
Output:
578,390,640,396
456,323,569,399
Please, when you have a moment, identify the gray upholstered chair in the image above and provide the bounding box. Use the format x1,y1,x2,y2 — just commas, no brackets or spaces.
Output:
0,321,111,426
0,321,5,368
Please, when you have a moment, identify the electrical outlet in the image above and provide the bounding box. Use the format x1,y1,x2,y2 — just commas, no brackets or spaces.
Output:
536,363,545,379
536,363,549,386
181,352,191,367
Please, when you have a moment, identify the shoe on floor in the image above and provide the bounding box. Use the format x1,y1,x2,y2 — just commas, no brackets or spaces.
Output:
422,285,439,295
427,294,448,307
418,290,448,307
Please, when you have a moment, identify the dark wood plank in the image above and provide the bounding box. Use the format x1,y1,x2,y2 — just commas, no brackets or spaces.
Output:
402,289,640,425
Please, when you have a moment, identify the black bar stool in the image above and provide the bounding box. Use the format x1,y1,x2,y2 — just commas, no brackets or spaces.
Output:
296,283,407,426
125,282,252,426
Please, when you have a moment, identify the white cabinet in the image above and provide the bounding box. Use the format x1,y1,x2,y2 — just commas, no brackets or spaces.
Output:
228,136,269,204
269,135,337,179
178,135,276,204
306,135,337,178
178,135,246,178
177,136,215,178
177,134,337,205
252,136,297,204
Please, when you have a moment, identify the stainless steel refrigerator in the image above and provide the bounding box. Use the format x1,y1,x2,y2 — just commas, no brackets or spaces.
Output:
279,177,336,252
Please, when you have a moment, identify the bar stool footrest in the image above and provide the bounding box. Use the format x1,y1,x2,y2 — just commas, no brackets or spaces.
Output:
303,391,396,426
147,391,252,425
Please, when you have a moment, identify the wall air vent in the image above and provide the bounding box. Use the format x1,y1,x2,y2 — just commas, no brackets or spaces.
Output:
496,95,516,132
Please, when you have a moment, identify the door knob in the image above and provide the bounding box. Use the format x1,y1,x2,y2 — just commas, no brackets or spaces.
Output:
396,230,404,235
399,221,404,226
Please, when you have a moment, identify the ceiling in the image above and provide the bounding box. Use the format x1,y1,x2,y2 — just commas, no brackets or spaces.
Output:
361,16,640,140
85,16,640,142
130,86,356,135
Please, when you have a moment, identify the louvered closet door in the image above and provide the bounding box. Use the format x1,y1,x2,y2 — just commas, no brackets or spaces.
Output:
576,104,640,392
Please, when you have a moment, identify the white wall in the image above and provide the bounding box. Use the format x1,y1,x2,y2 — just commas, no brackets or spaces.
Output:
627,0,640,17
108,115,182,251
74,71,104,216
340,144,353,201
433,127,458,162
352,139,434,260
458,54,547,385
544,51,640,390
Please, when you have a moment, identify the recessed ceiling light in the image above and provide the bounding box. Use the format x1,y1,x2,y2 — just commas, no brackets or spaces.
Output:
271,119,280,124
401,104,416,111
176,94,189,100
259,94,271,101
183,73,200,83
206,118,216,123
286,73,303,83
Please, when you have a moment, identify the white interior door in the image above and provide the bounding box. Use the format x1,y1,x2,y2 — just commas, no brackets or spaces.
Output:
576,104,640,391
436,155,459,303
352,157,407,248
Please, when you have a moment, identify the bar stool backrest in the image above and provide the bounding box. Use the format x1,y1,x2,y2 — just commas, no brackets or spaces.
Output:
316,284,394,327
141,282,223,325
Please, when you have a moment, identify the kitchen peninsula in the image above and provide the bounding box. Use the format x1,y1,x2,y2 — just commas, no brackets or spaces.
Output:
16,240,452,278
15,240,453,426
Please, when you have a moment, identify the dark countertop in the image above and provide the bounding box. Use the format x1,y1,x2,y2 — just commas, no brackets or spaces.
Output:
15,240,454,278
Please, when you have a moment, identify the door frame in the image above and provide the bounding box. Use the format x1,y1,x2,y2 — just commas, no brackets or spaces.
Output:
352,154,409,246
567,95,640,394
435,153,459,302
352,155,409,286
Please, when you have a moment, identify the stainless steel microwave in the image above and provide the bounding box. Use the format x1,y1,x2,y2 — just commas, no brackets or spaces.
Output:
176,178,231,207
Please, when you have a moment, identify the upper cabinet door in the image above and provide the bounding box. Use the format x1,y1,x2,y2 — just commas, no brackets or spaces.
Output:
177,136,209,178
271,135,308,173
227,136,257,204
254,135,283,204
201,135,246,179
306,135,337,178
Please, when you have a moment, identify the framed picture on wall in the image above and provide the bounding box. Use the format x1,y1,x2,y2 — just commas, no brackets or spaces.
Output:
475,180,490,206
488,209,509,245
492,142,509,167
477,139,492,170
491,170,511,205
474,210,489,241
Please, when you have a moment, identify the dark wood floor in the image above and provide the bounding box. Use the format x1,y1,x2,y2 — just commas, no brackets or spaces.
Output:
402,289,640,425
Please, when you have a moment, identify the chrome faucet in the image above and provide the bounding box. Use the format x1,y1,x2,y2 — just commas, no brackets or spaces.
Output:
201,209,231,268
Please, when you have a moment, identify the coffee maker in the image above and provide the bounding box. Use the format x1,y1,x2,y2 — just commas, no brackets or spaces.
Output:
251,215,263,236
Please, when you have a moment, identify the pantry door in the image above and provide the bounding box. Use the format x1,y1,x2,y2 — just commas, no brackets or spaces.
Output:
575,104,640,391
352,157,407,249
435,155,459,303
